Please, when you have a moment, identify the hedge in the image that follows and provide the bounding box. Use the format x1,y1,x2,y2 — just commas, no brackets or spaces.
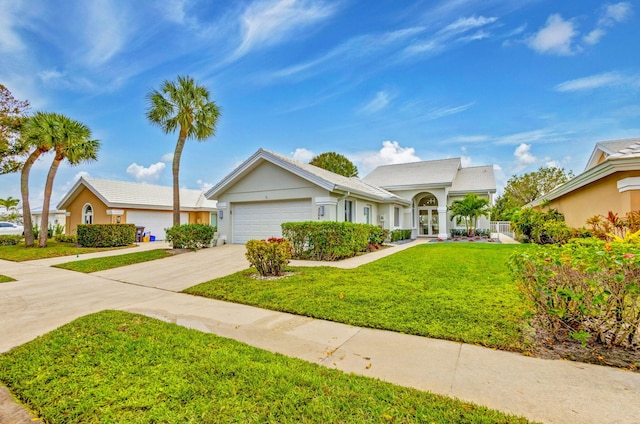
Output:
77,224,135,247
0,235,22,246
281,221,384,261
165,224,215,250
389,229,412,242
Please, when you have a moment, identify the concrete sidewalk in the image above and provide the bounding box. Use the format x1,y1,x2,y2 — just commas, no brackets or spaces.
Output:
1,240,639,424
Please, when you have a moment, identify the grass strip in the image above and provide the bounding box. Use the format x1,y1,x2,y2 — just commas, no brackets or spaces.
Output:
0,310,531,423
0,274,15,283
0,241,130,262
54,249,172,273
185,244,531,351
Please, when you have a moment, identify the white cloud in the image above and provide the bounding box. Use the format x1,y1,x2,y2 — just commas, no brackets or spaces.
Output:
196,179,214,191
545,160,561,168
528,14,577,55
583,28,605,45
82,0,131,67
126,162,166,183
441,16,498,35
0,0,26,53
495,129,557,145
355,141,421,174
360,91,392,115
74,171,90,181
513,143,537,171
405,15,497,56
493,164,507,194
555,72,628,92
461,155,473,167
160,152,174,162
584,2,632,45
291,148,314,162
231,0,336,62
425,102,474,120
446,135,490,144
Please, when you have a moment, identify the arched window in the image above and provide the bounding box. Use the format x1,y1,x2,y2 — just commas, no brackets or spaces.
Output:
418,193,438,207
83,204,93,224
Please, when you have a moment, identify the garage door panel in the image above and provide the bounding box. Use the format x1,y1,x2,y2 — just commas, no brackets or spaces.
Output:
232,200,311,244
127,211,188,240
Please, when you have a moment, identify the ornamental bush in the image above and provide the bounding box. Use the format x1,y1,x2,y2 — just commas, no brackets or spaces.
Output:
510,240,640,349
0,235,22,246
77,224,135,247
245,238,292,277
165,224,215,250
281,222,382,261
390,229,412,242
54,234,77,244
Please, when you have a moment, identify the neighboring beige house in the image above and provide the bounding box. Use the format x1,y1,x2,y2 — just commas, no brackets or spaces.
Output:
530,138,640,228
57,177,217,240
205,149,496,244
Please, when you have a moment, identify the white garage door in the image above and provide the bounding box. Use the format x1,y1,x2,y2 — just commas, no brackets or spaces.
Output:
232,199,311,244
127,211,188,240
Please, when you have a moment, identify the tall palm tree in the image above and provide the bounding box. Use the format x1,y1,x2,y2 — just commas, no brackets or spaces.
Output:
146,75,221,227
20,112,58,246
38,115,98,248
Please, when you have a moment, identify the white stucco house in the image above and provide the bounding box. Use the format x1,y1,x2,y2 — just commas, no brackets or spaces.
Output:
206,149,496,244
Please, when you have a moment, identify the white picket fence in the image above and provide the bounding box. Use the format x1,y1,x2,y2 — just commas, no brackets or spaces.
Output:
490,221,514,239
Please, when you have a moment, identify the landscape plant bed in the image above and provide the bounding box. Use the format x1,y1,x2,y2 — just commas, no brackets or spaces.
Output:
0,311,531,424
54,249,174,273
186,244,530,351
0,241,130,262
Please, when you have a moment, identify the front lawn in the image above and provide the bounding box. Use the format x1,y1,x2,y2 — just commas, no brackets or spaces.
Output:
0,311,530,423
54,249,172,273
0,274,15,283
185,244,530,351
0,240,130,262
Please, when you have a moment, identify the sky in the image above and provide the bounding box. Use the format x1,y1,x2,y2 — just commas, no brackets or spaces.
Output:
1,0,638,207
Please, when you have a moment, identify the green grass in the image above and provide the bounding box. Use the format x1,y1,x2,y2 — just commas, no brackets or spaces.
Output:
0,311,531,423
0,274,15,283
185,244,531,351
0,240,130,262
53,249,172,273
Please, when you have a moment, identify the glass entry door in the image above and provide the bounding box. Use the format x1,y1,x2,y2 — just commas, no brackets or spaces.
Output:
419,208,438,236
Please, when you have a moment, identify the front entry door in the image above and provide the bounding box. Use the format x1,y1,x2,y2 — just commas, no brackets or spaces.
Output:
419,208,439,236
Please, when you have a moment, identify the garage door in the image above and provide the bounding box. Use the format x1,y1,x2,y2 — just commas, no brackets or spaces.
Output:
232,199,311,244
127,211,188,240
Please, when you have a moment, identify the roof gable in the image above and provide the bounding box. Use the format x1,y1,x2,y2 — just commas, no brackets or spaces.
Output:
205,149,409,204
362,158,462,189
585,138,640,170
57,177,217,211
450,166,496,193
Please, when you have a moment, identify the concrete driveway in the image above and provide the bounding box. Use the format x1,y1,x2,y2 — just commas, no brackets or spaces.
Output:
1,241,640,424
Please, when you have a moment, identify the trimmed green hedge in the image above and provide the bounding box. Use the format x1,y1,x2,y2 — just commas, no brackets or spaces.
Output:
389,229,412,242
0,235,22,246
165,224,215,250
282,221,384,261
77,224,135,247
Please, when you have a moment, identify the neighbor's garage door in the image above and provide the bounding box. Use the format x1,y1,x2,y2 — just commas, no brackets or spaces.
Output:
127,211,188,240
232,199,311,244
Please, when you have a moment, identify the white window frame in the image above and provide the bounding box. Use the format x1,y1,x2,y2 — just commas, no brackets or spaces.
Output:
393,206,400,227
344,200,354,222
83,203,93,225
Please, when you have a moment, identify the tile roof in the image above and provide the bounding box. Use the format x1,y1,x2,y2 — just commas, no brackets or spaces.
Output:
596,138,640,155
362,158,462,188
58,177,217,210
450,166,496,192
262,150,407,202
607,139,640,160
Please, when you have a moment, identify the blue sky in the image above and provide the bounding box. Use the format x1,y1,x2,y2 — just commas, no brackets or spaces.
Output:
1,0,638,206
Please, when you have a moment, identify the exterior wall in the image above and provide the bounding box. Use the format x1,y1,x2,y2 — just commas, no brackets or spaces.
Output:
188,211,211,225
547,170,640,228
32,212,67,229
447,193,493,233
65,188,110,235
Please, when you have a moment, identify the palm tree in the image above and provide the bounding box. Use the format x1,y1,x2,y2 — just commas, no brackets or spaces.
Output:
448,193,490,237
20,112,58,246
38,115,98,247
146,75,221,227
0,196,19,212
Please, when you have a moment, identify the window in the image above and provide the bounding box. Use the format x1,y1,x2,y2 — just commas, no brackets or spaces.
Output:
83,204,93,224
418,193,438,206
394,206,400,227
344,200,353,222
364,206,371,224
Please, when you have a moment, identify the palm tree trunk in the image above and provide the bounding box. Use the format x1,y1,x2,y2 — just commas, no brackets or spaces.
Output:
39,154,63,248
172,134,187,228
21,149,44,247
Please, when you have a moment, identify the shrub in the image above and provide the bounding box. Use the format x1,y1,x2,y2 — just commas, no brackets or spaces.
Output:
246,238,292,277
77,224,135,247
0,235,22,246
165,224,215,250
512,207,567,244
54,234,77,244
530,220,573,245
450,228,490,238
390,229,412,242
281,222,381,261
510,242,640,349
